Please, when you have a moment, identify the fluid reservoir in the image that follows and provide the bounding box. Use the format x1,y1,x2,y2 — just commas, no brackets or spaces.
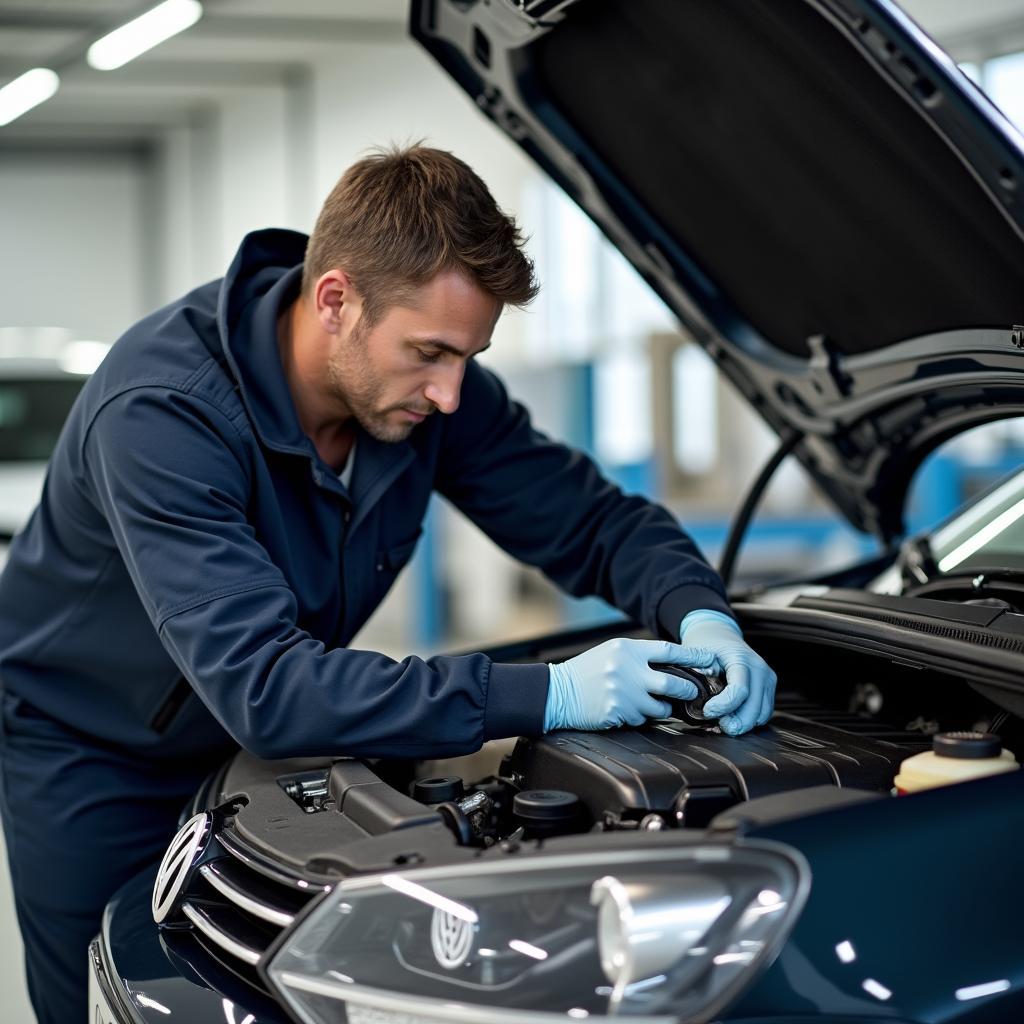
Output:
894,732,1018,794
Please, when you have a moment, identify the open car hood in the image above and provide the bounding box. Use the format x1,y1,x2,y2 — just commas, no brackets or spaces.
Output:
410,0,1024,542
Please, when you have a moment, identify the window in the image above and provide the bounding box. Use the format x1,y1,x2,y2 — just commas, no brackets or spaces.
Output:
0,377,83,461
985,50,1024,133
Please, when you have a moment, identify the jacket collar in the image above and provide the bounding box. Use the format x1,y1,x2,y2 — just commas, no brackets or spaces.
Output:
217,229,312,458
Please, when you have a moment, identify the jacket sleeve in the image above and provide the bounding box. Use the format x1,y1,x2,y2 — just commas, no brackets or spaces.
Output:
436,362,734,637
82,386,548,759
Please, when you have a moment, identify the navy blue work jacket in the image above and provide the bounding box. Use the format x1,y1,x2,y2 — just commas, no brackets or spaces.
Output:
0,229,732,761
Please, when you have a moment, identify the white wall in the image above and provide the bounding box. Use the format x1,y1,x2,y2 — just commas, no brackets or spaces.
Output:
216,86,293,263
157,116,221,296
0,155,149,344
156,88,293,299
309,42,532,216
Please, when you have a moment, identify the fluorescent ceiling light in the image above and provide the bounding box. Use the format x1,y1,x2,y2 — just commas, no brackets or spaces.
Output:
956,980,1010,1001
58,341,112,376
87,0,203,71
0,68,59,127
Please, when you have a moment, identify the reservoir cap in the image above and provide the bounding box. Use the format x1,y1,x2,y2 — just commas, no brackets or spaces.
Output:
513,789,581,827
933,731,1001,760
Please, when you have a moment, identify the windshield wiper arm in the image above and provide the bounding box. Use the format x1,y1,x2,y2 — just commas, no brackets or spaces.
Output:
897,535,938,587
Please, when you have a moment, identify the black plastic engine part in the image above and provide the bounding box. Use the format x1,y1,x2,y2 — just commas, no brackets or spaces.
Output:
434,790,497,846
329,760,440,835
455,789,494,838
221,753,468,876
651,662,728,725
504,711,918,827
673,785,736,828
708,785,884,835
683,673,727,723
512,789,585,838
436,801,474,845
412,775,465,804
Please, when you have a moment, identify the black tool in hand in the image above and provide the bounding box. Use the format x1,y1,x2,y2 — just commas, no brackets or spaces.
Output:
649,662,727,727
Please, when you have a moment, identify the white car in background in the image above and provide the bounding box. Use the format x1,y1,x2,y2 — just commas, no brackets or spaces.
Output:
0,329,109,550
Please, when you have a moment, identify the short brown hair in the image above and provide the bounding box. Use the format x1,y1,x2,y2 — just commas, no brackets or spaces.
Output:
302,144,539,324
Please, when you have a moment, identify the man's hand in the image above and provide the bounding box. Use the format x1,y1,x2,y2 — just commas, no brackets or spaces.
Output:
678,610,776,735
543,637,717,732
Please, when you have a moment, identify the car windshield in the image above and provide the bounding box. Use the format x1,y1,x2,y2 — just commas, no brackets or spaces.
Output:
871,465,1024,592
0,377,84,462
926,468,1024,576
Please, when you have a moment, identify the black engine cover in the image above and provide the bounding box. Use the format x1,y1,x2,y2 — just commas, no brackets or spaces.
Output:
503,712,918,828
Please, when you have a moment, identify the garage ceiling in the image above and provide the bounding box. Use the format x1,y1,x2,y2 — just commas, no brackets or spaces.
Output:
0,0,408,147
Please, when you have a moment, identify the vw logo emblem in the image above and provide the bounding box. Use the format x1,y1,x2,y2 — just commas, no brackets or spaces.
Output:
152,812,210,924
430,907,475,970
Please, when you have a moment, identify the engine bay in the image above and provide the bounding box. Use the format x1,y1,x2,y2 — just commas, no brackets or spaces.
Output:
215,612,1024,875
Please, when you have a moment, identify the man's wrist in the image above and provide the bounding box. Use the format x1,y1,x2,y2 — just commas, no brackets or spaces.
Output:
543,663,563,732
657,583,735,639
679,608,743,641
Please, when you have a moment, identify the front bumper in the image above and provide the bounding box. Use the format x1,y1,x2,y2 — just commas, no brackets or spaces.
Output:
98,863,283,1024
89,937,134,1024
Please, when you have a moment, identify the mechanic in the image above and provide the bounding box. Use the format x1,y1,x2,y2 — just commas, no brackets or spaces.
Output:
0,145,775,1024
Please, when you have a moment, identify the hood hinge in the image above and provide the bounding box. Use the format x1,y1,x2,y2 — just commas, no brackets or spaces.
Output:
512,0,581,25
808,334,854,403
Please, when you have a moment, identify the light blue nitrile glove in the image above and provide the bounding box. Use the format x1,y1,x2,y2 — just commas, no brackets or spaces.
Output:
543,637,718,732
678,610,777,735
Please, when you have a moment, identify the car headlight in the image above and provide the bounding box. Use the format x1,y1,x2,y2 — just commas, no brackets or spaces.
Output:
264,839,808,1023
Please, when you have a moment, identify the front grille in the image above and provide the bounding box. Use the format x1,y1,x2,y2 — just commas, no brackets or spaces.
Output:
199,858,298,928
181,902,266,966
178,830,321,994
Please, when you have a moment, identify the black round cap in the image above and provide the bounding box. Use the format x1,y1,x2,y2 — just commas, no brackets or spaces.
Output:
412,776,464,804
932,732,1001,760
513,789,581,823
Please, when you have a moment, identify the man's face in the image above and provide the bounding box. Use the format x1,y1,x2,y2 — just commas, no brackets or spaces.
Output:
327,269,500,443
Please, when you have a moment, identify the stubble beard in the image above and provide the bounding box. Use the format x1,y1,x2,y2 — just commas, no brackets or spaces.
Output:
326,329,417,444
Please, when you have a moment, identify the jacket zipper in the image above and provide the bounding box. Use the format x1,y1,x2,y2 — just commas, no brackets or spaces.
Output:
329,506,351,649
